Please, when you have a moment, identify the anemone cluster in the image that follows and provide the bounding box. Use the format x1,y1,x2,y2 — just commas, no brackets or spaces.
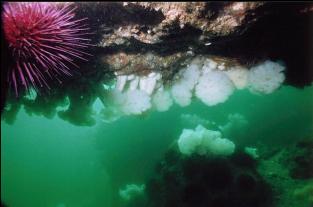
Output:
100,58,285,123
177,125,235,156
1,54,286,126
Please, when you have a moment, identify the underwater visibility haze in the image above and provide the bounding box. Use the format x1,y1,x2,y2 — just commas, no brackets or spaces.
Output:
1,2,313,207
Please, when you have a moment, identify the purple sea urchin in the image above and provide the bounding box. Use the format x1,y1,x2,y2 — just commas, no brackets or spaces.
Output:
2,2,92,96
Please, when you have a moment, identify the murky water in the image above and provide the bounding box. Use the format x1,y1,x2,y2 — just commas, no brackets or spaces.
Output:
2,86,313,207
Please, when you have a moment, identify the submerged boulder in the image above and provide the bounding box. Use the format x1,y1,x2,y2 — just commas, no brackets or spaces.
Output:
145,147,273,207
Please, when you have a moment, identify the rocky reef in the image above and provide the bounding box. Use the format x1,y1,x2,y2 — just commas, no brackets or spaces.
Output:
124,137,313,207
79,2,313,86
258,138,313,207
1,2,312,126
144,146,273,207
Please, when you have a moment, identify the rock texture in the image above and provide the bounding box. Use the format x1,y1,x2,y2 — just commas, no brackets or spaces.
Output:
74,2,313,85
145,147,273,207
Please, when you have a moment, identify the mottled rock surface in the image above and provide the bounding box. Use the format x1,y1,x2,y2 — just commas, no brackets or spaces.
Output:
74,2,313,85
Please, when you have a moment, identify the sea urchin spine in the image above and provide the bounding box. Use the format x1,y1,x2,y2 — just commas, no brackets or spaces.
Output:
2,2,93,96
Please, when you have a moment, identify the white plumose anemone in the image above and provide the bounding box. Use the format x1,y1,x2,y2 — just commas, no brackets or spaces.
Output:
170,64,201,107
178,125,235,156
152,88,173,112
224,66,249,89
108,89,151,115
116,75,127,91
139,72,161,95
100,58,286,123
171,83,193,107
195,71,235,106
119,184,145,201
177,128,203,155
181,64,201,89
247,60,285,94
121,89,151,115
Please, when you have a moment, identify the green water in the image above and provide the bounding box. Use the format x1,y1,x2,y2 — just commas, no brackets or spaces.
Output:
1,85,313,207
